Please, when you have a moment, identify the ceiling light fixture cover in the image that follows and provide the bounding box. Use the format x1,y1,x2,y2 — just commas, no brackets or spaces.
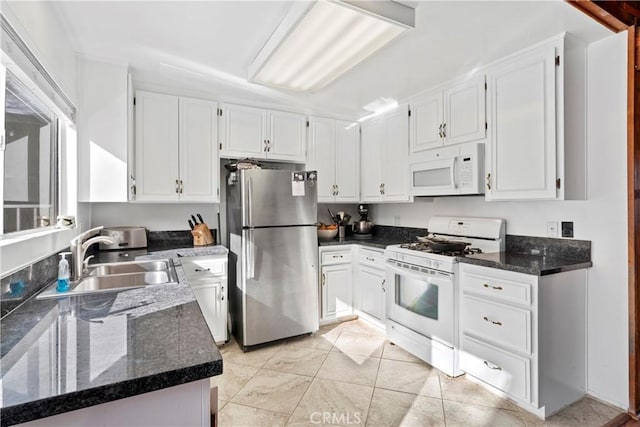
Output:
248,0,415,93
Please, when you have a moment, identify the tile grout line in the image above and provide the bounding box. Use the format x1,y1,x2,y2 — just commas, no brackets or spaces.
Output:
363,343,385,427
285,329,340,426
438,373,448,427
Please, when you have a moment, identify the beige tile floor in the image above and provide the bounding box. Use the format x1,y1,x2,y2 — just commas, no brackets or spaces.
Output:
212,319,622,427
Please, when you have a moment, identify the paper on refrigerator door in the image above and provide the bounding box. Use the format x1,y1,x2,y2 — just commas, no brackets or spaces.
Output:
292,172,305,196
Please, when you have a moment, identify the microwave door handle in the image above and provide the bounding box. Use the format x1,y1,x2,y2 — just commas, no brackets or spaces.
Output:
450,157,457,189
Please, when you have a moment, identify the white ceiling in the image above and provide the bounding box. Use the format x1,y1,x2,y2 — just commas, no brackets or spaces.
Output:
53,0,612,120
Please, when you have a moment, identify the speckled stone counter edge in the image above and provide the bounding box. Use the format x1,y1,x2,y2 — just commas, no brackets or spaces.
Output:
1,361,222,427
457,256,593,276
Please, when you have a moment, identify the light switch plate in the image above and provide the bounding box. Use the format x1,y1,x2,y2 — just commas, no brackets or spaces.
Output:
546,221,558,237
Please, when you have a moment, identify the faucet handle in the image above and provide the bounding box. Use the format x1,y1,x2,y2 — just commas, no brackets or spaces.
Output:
82,255,95,272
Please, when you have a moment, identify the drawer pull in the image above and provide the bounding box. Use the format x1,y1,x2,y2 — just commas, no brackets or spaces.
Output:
483,316,503,326
483,360,502,371
381,279,386,292
366,257,375,261
195,268,210,272
322,273,326,286
332,255,344,259
483,283,503,290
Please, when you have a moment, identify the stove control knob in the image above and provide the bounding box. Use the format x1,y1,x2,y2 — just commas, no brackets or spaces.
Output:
425,260,431,268
433,261,440,269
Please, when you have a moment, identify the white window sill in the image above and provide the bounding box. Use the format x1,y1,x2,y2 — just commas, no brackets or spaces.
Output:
0,226,79,277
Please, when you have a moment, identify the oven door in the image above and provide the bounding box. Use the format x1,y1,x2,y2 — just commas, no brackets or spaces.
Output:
386,262,455,347
409,157,459,196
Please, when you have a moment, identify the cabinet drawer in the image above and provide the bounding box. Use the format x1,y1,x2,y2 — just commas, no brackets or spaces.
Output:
359,248,384,267
461,265,534,306
321,250,352,265
181,257,226,279
460,335,531,403
461,295,531,355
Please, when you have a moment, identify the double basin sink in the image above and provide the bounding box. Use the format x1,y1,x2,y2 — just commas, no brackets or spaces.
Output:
37,259,179,300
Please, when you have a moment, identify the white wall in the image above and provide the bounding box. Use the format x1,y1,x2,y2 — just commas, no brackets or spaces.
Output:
1,1,78,103
90,203,220,232
371,31,629,409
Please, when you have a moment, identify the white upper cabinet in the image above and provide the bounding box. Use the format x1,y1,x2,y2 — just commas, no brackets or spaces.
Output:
361,105,411,203
219,103,265,158
308,117,359,203
135,91,219,202
335,120,360,202
77,57,129,202
485,34,584,201
179,97,219,202
410,75,486,154
220,103,306,162
360,118,384,202
269,110,306,162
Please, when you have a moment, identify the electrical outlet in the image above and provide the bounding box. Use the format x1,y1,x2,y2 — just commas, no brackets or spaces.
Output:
546,221,558,237
394,215,401,226
561,221,574,238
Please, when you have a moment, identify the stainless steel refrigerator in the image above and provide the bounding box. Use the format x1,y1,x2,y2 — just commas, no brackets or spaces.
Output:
227,169,319,349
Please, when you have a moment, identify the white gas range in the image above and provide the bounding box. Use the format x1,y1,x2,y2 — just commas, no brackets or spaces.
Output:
384,216,506,377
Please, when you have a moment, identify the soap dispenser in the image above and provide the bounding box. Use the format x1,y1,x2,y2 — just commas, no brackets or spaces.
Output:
57,252,72,292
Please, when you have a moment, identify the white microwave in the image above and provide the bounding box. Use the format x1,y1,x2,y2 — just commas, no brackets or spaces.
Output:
409,142,484,196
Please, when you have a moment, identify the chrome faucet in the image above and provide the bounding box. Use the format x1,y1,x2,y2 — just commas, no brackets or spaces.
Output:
70,226,116,281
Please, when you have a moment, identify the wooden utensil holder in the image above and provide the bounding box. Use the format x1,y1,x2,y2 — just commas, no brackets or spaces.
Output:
191,223,215,246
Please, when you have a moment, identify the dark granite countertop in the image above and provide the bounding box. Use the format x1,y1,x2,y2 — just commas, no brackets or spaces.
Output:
0,246,227,426
458,252,592,276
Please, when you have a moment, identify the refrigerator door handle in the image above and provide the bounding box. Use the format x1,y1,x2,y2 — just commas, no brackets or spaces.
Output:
246,228,255,279
247,177,253,227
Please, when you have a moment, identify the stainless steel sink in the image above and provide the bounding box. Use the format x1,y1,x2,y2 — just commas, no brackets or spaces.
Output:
88,260,171,276
37,258,179,300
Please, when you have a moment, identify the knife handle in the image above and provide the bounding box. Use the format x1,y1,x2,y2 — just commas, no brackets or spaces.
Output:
191,215,198,224
197,214,204,224
188,220,194,230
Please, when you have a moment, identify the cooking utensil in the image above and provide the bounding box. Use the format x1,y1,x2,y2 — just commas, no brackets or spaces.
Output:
197,213,205,224
188,220,194,230
191,214,199,224
416,235,470,252
327,208,337,224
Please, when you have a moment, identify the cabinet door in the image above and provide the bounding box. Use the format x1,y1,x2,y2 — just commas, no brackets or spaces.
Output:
360,118,383,202
335,120,360,203
321,264,353,319
308,117,336,202
219,103,266,158
381,105,411,202
268,110,306,162
179,97,219,202
410,89,443,153
486,44,557,200
360,265,385,320
135,91,180,201
444,75,486,145
190,280,227,342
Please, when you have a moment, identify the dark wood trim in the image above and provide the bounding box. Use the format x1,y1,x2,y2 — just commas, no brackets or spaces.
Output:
603,412,639,427
629,24,640,417
566,1,630,32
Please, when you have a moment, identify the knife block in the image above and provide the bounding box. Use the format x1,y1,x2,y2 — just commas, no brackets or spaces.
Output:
191,223,215,246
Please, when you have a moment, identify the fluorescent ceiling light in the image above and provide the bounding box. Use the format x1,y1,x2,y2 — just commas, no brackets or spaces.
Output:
248,1,414,93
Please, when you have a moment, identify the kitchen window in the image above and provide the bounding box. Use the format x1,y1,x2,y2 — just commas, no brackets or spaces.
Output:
2,70,59,235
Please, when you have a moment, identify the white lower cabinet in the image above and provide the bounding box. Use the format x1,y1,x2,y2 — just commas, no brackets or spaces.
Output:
459,263,587,419
181,255,228,343
319,246,354,323
356,248,386,327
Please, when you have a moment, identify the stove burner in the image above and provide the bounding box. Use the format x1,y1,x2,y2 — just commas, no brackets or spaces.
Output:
399,242,483,257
